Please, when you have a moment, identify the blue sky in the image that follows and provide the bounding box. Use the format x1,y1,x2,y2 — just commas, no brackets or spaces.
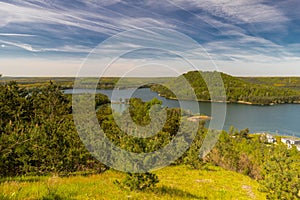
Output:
0,0,300,76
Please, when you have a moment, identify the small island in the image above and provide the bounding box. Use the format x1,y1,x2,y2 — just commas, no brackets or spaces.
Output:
187,115,212,122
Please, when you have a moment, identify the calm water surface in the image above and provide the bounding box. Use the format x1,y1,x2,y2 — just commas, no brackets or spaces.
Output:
65,88,300,137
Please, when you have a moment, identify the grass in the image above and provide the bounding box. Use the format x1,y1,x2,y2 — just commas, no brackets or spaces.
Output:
0,165,266,200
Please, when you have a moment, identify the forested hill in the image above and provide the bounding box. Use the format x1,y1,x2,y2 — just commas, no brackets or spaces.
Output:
151,71,300,105
240,76,300,91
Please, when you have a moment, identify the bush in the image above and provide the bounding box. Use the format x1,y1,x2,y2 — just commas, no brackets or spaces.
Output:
114,172,159,191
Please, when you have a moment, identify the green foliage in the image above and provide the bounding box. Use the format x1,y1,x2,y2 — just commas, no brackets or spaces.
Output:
97,97,185,154
176,121,207,169
114,172,159,191
0,81,109,177
0,80,298,200
151,71,300,105
96,96,209,172
208,130,269,179
259,145,300,199
207,130,300,199
128,97,162,126
242,76,300,91
0,81,204,176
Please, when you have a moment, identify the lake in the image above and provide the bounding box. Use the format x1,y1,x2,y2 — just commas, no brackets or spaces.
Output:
65,88,300,137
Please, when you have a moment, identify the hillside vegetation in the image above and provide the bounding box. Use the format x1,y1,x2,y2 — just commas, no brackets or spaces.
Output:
151,71,300,105
242,76,300,91
0,81,299,199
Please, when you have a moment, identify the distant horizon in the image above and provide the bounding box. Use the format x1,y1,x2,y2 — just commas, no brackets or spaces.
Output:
3,70,300,78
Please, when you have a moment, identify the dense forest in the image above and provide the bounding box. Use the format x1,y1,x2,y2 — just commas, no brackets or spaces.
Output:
242,76,300,91
0,81,299,199
151,71,300,105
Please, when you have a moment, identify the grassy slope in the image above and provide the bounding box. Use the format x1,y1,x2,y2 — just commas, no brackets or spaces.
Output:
0,165,265,200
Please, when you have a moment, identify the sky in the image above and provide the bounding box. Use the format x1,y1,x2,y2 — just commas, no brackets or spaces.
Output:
0,0,300,77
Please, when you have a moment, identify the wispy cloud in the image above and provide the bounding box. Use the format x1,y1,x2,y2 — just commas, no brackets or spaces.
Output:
0,33,36,37
0,39,93,54
0,0,299,76
168,0,288,24
0,39,42,52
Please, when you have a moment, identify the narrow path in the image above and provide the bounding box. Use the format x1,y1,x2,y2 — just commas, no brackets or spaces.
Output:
242,185,256,199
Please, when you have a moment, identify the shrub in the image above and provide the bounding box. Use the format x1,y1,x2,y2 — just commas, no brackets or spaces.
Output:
114,172,159,191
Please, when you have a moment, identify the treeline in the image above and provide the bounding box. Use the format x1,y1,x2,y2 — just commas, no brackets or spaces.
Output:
151,71,300,105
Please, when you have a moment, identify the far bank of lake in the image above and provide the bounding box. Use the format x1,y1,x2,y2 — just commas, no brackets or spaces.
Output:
65,88,300,137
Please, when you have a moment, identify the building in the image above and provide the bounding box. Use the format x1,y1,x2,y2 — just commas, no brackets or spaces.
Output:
260,132,276,143
281,137,300,149
265,134,276,143
281,138,300,145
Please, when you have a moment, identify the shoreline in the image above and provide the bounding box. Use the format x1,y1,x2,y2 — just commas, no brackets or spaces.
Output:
157,93,300,106
64,87,300,106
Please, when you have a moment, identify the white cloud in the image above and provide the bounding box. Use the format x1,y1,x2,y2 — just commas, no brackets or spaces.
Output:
0,40,41,52
0,33,36,37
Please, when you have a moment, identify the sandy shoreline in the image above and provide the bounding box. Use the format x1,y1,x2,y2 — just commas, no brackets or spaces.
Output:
187,115,212,122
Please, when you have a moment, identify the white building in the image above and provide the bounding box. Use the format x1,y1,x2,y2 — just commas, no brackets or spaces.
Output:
260,133,276,143
281,137,300,149
281,138,300,145
266,134,276,143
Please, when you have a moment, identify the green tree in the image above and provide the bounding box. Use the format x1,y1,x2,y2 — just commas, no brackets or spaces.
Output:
0,82,108,177
259,145,300,199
